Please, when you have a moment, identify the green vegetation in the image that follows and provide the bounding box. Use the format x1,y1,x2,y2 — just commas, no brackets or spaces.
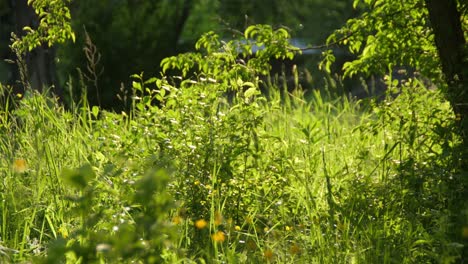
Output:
1,0,468,262
323,0,468,160
1,23,467,263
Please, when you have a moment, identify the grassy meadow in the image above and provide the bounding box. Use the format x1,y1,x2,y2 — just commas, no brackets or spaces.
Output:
1,27,467,263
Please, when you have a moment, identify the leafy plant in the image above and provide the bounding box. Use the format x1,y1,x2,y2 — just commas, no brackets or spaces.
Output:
11,0,75,54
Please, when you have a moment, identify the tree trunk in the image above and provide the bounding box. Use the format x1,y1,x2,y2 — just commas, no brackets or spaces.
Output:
425,0,468,147
12,0,60,97
425,1,468,259
173,0,194,47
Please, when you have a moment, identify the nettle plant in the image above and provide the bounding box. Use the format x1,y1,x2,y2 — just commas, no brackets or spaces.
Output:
129,25,301,251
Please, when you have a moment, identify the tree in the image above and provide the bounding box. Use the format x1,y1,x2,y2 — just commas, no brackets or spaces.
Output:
7,0,74,96
425,0,468,146
323,0,467,256
56,0,196,109
217,0,355,44
324,0,467,152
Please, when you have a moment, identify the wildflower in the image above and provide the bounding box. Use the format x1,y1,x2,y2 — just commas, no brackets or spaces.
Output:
211,231,225,243
263,249,274,261
234,225,241,231
195,219,208,229
214,211,223,226
172,216,182,225
290,244,301,254
285,225,292,231
58,225,69,238
13,159,27,173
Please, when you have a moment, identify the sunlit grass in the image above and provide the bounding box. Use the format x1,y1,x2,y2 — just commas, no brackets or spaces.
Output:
0,78,465,263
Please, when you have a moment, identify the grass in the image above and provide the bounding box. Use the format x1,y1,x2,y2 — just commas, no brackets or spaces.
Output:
0,73,466,263
0,24,466,263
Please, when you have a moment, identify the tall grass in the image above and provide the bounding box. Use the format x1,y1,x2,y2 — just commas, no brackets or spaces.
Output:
0,74,465,263
1,25,466,263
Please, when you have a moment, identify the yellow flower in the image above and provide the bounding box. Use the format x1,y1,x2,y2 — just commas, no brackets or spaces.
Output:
290,244,301,254
234,225,241,231
172,216,182,225
13,159,27,173
211,231,225,243
263,249,274,261
195,219,208,229
214,211,223,226
58,225,69,238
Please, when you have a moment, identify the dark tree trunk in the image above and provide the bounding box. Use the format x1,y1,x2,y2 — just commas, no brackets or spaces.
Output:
425,0,468,147
12,0,60,97
0,0,18,88
425,1,468,259
173,0,194,47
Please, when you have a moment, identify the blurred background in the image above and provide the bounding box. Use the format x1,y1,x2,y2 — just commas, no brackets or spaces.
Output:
1,0,357,110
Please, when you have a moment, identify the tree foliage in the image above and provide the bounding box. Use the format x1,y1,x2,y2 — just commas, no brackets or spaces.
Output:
55,0,356,109
323,0,468,253
323,0,468,144
11,0,74,54
57,0,198,109
325,1,437,78
217,0,354,43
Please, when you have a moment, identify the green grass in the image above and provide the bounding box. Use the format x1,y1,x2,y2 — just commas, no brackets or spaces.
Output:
0,75,466,263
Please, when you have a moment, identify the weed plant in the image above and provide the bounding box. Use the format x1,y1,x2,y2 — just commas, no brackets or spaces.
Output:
0,25,466,263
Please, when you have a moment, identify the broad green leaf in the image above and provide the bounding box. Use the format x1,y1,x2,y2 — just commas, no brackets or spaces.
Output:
132,81,142,92
244,87,258,98
244,25,257,39
353,0,360,9
91,106,99,118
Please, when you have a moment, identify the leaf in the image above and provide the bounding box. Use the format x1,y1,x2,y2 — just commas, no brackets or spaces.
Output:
159,87,166,98
244,87,258,98
22,26,34,33
353,0,360,9
244,25,257,39
160,57,172,73
276,28,290,39
144,77,158,84
236,78,243,87
243,81,255,88
132,81,142,92
91,106,99,118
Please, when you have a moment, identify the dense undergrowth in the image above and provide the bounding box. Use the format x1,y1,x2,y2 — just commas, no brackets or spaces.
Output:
0,25,467,263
